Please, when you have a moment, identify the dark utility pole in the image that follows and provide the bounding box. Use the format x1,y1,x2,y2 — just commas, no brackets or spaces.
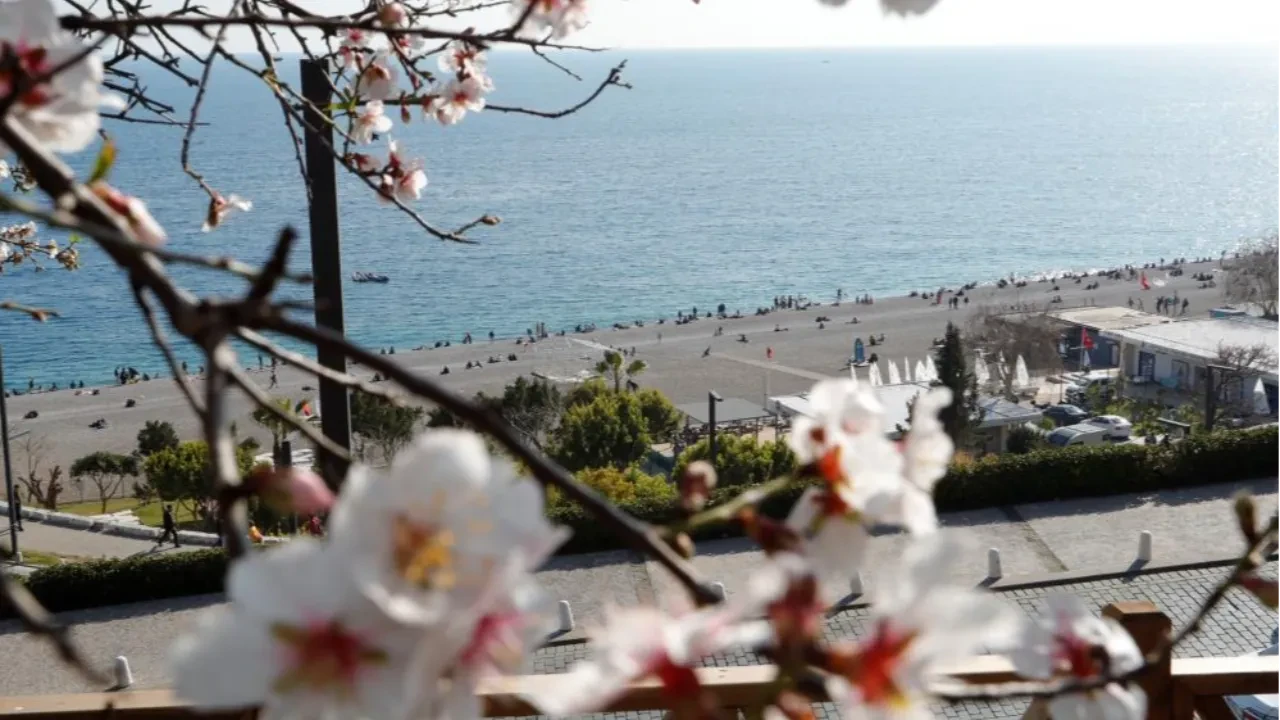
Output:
0,347,16,560
300,59,351,487
707,391,723,469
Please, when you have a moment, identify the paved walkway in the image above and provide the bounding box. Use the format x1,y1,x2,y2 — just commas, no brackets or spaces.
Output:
1,521,196,562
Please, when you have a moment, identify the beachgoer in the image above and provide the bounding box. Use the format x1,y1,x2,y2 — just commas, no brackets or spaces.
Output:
158,505,180,547
1181,298,1189,314
269,370,278,388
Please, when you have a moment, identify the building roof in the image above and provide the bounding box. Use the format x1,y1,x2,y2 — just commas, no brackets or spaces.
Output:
1101,316,1279,374
676,397,774,426
978,397,1044,427
1046,306,1175,332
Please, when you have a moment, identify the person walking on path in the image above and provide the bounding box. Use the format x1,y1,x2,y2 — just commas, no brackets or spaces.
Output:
12,494,23,531
157,504,180,548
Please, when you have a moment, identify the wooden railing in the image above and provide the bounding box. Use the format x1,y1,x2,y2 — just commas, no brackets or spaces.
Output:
0,601,1274,719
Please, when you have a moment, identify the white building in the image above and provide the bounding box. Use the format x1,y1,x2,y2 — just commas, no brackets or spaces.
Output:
1100,315,1279,413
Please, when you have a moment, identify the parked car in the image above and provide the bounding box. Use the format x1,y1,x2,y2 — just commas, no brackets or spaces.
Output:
1046,424,1109,447
1043,403,1090,426
1086,414,1133,439
1064,371,1117,406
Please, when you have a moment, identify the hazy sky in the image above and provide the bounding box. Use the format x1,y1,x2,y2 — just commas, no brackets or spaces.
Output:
579,0,1280,49
151,0,1280,52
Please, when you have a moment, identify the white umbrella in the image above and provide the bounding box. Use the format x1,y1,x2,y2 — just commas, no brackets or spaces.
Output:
975,355,990,384
1015,355,1030,388
849,364,859,386
902,357,913,383
915,360,928,384
1253,378,1271,416
888,360,902,385
925,356,938,382
869,363,883,387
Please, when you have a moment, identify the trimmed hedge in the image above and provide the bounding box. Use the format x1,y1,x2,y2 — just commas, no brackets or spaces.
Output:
6,428,1275,613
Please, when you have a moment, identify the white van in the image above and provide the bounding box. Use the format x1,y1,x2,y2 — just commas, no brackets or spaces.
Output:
1046,424,1110,447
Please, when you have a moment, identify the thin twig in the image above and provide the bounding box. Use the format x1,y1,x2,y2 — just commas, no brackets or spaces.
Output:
224,362,353,465
0,300,60,321
132,284,205,414
235,327,408,407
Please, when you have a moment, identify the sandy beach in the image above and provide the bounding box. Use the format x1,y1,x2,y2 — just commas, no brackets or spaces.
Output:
4,258,1229,477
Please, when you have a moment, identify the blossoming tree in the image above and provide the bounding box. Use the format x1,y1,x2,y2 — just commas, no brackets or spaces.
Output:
0,0,1275,718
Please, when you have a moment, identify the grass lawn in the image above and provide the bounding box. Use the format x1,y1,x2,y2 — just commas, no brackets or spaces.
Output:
1,542,88,568
57,497,201,528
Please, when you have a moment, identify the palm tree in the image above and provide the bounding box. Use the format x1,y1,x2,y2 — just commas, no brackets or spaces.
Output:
595,350,647,393
251,397,304,455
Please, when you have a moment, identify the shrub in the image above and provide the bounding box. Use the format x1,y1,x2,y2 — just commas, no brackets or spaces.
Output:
1005,425,1044,455
13,549,229,615
672,435,796,488
547,466,675,510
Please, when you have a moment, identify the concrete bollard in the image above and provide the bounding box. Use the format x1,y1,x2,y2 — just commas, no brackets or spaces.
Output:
849,571,864,596
711,582,727,601
1138,531,1153,562
113,656,134,689
556,600,574,632
987,548,1002,579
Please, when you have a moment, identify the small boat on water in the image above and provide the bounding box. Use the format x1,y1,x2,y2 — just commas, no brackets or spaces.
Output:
351,272,390,284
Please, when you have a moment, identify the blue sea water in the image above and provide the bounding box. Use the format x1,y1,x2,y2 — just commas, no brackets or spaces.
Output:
0,45,1276,388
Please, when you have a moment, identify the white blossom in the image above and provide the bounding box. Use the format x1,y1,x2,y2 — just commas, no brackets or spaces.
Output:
171,539,415,720
824,540,1024,720
351,100,393,144
337,25,371,67
0,242,10,262
0,159,9,178
433,76,487,126
1012,594,1147,720
328,429,566,626
201,192,252,232
526,604,745,717
439,40,487,78
0,0,122,153
378,141,427,203
354,53,398,100
512,0,589,39
886,386,953,534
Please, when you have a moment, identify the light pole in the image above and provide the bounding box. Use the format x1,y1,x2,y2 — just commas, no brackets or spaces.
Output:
0,346,17,560
707,391,723,469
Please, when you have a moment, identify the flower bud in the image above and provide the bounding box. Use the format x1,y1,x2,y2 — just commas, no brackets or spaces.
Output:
679,460,716,512
378,2,407,27
670,531,695,559
1240,573,1278,609
400,103,412,124
250,465,335,515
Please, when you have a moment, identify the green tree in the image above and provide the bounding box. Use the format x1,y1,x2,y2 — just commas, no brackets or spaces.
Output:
595,350,647,393
350,391,426,463
565,377,609,409
136,420,179,457
143,441,254,526
496,377,563,450
635,388,682,444
546,466,676,511
672,435,796,489
1004,426,1043,455
552,392,651,471
69,451,138,513
933,322,983,448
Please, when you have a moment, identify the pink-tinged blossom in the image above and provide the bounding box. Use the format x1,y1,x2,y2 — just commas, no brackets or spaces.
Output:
886,386,953,534
171,539,415,720
90,181,166,246
512,0,589,39
348,152,381,173
354,53,397,100
351,100,393,144
327,429,567,626
823,540,1024,720
439,40,487,78
525,604,746,718
250,465,336,516
433,77,487,126
0,0,122,153
336,26,370,68
1012,594,1147,720
202,192,252,232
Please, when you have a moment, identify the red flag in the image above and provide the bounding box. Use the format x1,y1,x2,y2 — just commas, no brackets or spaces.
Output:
1139,271,1151,291
766,347,774,360
1081,328,1094,351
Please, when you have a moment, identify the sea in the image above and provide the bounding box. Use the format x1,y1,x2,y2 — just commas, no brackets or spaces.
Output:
0,45,1276,389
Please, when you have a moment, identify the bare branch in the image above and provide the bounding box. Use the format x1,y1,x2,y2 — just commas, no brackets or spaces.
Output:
132,284,205,414
0,300,60,321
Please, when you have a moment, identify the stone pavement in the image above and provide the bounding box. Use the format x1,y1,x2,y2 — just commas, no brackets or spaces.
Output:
0,520,196,561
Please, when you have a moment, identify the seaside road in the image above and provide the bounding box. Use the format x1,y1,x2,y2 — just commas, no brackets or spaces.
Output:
1,520,198,561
